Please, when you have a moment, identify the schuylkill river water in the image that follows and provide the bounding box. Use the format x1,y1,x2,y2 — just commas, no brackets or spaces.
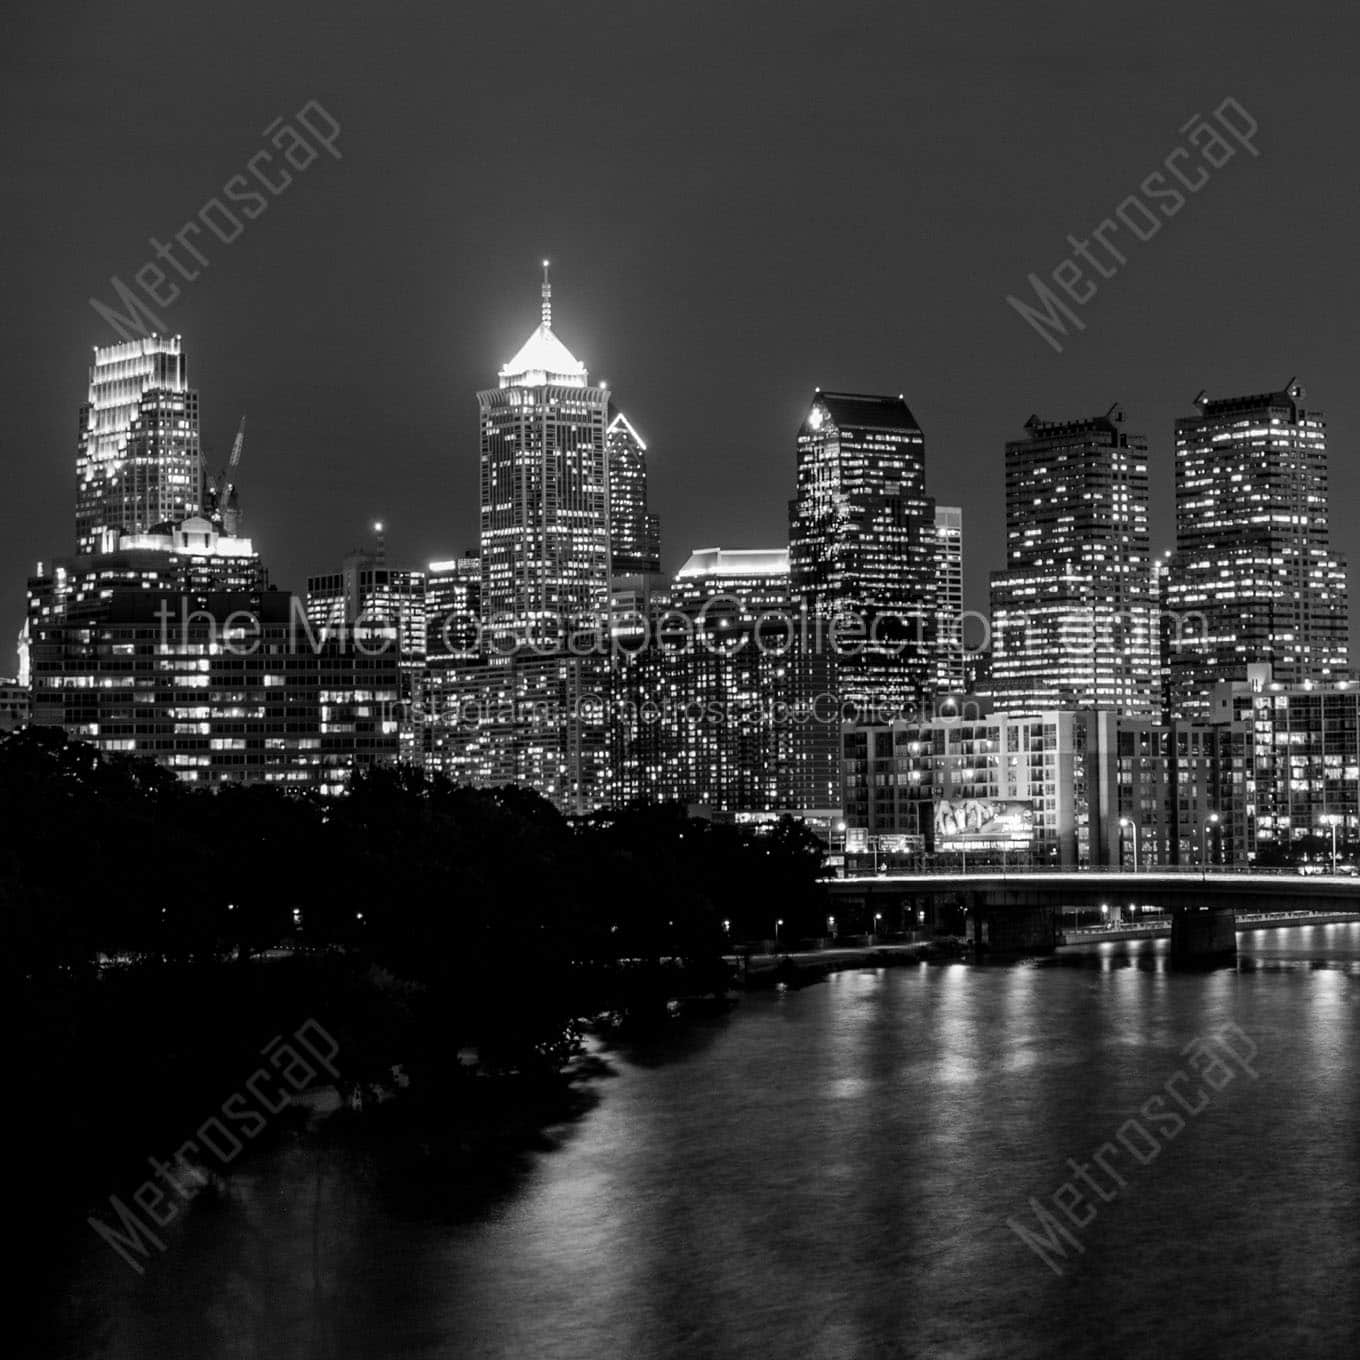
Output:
57,925,1360,1360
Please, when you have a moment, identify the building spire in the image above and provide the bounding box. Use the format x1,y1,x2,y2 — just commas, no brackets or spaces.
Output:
541,259,551,329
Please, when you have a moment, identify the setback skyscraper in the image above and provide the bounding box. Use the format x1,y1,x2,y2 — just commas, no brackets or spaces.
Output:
1166,381,1350,717
76,335,201,554
989,406,1158,717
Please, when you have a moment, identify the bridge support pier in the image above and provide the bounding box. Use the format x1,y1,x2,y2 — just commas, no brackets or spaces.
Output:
1170,904,1237,966
967,898,1058,958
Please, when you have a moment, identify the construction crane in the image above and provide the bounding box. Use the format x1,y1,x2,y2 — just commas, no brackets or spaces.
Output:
208,416,246,534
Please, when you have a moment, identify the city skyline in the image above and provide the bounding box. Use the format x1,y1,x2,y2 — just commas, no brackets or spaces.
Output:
13,299,1357,675
5,3,1360,664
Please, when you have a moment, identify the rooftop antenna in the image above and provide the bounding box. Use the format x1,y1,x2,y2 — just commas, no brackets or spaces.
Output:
541,259,552,329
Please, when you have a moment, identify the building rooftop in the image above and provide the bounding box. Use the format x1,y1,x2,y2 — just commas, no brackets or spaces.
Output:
807,390,921,433
676,547,789,579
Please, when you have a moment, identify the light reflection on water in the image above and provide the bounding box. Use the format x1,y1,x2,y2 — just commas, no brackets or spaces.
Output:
52,924,1360,1360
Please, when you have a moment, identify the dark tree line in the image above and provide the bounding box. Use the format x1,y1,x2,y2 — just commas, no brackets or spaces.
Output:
3,725,830,1289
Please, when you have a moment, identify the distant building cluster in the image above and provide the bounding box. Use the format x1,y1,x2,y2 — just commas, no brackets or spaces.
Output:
10,277,1357,866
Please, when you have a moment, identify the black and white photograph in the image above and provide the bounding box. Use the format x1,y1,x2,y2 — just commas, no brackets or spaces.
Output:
4,2,1359,1356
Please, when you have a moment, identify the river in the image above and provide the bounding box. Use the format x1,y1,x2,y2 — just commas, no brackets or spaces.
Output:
50,924,1360,1359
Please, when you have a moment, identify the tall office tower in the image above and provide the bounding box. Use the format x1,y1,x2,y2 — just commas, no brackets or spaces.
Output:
1166,381,1350,718
76,336,201,554
989,406,1158,717
789,390,936,718
477,264,611,655
607,408,661,577
931,505,965,692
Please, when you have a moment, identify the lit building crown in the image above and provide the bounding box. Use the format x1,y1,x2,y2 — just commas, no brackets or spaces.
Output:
498,260,588,388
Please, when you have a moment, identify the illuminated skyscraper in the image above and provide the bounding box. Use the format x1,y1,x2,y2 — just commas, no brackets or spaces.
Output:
606,408,661,576
464,265,613,813
477,263,610,655
989,406,1158,717
76,336,201,554
1166,381,1350,718
788,390,936,716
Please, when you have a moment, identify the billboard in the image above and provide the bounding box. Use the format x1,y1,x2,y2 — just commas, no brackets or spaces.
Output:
934,798,1034,850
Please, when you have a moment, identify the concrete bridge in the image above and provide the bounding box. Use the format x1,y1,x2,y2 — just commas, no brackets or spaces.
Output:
825,870,1360,964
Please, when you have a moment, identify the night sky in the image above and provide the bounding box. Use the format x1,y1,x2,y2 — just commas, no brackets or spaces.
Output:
3,0,1358,665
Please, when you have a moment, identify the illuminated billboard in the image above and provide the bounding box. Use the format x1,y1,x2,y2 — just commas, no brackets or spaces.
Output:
933,798,1034,849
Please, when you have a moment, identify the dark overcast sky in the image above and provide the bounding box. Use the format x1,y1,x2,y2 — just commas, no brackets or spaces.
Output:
2,0,1358,664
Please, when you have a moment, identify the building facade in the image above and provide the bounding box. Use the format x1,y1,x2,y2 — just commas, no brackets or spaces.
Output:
989,407,1158,718
1167,381,1350,718
842,704,1236,870
29,591,399,792
76,336,201,555
612,548,840,821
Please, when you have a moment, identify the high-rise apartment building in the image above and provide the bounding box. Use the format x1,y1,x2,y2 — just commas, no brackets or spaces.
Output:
989,406,1158,717
606,409,661,577
76,336,201,554
789,390,937,718
1166,381,1350,718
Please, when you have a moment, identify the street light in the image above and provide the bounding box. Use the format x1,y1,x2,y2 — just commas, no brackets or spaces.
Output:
1321,814,1342,874
869,911,882,941
1201,813,1220,881
775,918,783,950
1118,817,1140,873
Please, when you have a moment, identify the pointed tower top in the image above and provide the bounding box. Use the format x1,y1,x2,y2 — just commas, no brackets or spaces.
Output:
499,261,588,388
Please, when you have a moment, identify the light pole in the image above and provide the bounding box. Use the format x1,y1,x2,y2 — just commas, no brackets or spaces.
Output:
870,911,882,942
775,918,783,951
1322,814,1341,874
1118,817,1140,873
1201,813,1220,881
